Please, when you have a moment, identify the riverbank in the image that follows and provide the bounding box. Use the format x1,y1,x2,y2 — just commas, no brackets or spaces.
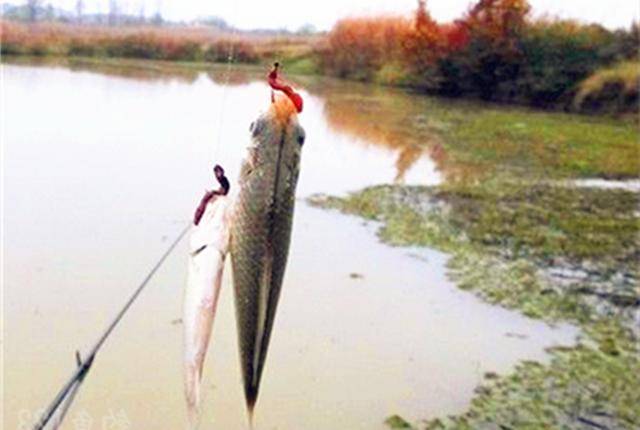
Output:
0,20,319,74
305,69,639,428
2,16,638,114
309,180,639,428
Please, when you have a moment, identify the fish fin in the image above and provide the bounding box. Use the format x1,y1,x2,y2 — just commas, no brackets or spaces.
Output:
247,401,256,430
185,361,202,429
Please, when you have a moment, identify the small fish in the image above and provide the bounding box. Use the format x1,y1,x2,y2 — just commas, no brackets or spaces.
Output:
183,195,231,429
230,96,305,417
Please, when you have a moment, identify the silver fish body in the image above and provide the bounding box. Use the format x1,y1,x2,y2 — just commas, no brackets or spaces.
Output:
230,99,305,413
183,196,231,429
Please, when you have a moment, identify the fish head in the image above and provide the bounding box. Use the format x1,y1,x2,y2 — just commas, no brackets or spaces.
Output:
242,96,305,194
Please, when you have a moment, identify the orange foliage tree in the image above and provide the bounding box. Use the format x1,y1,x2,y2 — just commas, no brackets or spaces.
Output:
466,0,530,44
401,0,446,89
455,0,532,99
319,16,410,80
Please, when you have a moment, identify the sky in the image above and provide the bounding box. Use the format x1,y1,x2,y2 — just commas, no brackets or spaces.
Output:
8,0,640,30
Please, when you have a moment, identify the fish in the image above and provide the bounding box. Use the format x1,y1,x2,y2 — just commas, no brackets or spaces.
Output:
230,96,306,417
183,195,232,429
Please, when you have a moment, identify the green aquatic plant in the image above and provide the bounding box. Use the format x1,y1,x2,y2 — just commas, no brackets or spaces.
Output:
385,415,415,429
309,182,640,430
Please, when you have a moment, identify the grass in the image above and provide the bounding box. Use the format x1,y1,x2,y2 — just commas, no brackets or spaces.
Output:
439,108,639,179
318,86,640,180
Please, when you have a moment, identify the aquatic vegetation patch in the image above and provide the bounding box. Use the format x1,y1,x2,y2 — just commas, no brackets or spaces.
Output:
385,415,413,429
310,183,639,323
308,182,640,429
437,181,640,264
423,338,640,430
383,335,640,430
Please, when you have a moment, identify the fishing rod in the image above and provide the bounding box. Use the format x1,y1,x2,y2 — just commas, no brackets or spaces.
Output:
36,10,242,429
33,223,191,430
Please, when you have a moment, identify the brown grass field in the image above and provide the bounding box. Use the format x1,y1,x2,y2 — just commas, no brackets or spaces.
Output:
0,20,320,65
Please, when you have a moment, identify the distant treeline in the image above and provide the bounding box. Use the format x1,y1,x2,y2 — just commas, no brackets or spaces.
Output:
317,0,639,112
2,0,638,113
0,21,318,65
0,1,318,35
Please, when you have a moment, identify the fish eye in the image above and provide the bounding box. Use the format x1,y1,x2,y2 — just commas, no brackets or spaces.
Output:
250,119,265,137
297,129,306,146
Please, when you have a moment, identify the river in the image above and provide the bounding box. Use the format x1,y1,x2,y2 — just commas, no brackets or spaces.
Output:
2,59,577,430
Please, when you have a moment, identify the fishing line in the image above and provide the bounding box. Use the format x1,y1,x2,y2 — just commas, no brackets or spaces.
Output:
212,0,242,166
37,6,244,429
33,222,191,430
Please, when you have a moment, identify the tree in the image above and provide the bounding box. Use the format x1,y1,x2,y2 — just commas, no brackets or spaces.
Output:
401,0,445,90
459,0,531,100
467,0,530,43
108,0,119,26
75,0,84,23
297,23,317,35
138,3,146,24
26,0,41,22
151,0,163,26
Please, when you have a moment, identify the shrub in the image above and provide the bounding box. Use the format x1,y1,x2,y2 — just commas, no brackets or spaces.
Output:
450,0,531,101
318,0,634,110
318,16,410,81
609,22,640,62
401,0,446,90
574,61,640,113
517,19,617,107
204,40,258,64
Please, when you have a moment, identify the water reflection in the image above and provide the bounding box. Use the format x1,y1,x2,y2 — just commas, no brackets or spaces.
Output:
9,56,205,83
321,91,442,183
3,57,448,187
206,68,254,86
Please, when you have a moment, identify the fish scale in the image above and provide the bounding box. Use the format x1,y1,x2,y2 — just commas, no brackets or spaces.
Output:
230,99,305,416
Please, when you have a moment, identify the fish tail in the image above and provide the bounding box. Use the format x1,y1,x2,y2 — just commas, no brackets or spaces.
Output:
246,402,256,429
184,362,202,429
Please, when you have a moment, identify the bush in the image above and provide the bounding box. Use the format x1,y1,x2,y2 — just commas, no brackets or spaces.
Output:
574,61,640,113
318,16,410,81
445,0,530,101
318,0,636,110
204,40,258,64
401,0,446,90
517,20,617,107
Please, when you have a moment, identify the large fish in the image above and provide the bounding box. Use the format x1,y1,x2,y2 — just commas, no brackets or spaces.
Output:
230,97,305,416
183,195,232,429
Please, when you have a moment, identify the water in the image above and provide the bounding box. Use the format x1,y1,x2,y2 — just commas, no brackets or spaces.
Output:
2,61,577,429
